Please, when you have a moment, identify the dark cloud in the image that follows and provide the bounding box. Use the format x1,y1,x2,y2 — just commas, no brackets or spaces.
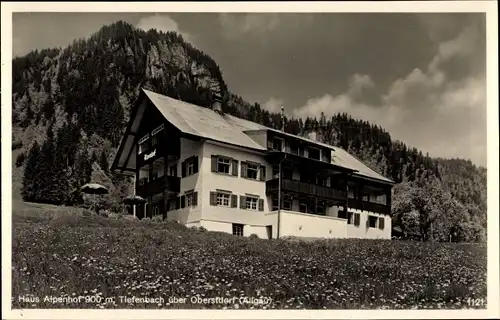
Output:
11,12,487,166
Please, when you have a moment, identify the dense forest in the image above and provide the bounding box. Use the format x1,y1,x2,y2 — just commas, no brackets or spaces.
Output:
11,21,487,242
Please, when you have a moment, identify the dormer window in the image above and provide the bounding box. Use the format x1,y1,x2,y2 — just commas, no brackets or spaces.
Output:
138,135,149,155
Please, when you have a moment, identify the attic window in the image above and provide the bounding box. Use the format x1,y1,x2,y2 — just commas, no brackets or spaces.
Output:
138,135,149,154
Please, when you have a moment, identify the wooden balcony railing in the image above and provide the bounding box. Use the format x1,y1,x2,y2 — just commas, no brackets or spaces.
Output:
347,198,391,215
266,178,346,201
137,175,180,197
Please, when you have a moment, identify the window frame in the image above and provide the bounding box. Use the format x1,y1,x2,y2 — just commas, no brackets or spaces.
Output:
232,224,244,237
216,192,231,207
368,215,378,228
245,196,259,210
246,163,259,180
138,134,150,155
272,137,284,151
308,146,321,160
217,157,231,174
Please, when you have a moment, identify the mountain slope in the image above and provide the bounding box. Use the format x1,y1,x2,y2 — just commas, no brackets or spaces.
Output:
11,21,487,241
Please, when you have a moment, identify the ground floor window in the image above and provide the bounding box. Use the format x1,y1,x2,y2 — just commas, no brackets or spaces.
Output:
232,223,244,236
299,202,308,213
368,215,378,228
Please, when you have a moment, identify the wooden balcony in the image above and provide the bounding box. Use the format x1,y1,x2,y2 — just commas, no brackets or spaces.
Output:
137,175,180,197
347,198,391,215
266,178,346,201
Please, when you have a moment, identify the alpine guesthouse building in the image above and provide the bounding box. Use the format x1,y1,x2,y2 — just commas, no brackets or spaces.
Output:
111,89,395,239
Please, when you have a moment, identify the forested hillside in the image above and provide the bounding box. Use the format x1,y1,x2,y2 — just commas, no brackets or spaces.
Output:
11,21,487,242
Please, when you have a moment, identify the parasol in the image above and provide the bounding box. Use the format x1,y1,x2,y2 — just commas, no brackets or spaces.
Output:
123,195,146,205
80,183,109,213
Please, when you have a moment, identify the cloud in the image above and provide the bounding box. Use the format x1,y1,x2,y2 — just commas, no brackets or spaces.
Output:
136,14,192,42
262,97,284,114
293,23,486,167
218,13,281,39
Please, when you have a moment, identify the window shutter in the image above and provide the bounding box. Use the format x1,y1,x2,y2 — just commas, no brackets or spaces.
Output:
210,191,217,206
176,197,180,209
231,194,238,208
211,155,217,172
193,156,199,174
366,218,370,228
193,192,198,206
267,140,273,149
181,161,186,177
180,195,186,208
232,159,239,176
239,196,246,209
258,199,264,211
241,162,247,178
379,217,385,230
354,213,360,226
259,166,266,181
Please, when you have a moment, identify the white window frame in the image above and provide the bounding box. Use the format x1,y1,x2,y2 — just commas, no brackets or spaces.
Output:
245,196,259,210
246,163,259,180
283,199,292,210
187,158,195,176
217,157,231,174
299,202,308,213
232,224,244,237
186,193,194,207
216,192,231,207
152,124,165,136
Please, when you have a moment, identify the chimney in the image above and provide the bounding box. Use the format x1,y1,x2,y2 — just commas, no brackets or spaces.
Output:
212,92,223,113
281,106,285,131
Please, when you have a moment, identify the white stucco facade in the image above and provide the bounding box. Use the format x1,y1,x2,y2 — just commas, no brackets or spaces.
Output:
164,139,392,240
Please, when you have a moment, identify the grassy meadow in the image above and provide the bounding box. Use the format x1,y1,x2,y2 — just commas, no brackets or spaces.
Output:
11,201,487,309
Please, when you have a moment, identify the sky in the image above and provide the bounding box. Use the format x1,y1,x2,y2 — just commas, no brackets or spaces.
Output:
11,12,487,167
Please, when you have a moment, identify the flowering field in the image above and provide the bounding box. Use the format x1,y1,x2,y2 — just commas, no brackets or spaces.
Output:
11,203,487,309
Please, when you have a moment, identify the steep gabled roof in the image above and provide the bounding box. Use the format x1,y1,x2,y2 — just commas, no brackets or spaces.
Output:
113,88,394,185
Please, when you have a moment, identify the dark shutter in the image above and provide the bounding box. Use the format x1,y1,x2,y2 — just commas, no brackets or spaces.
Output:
379,217,385,230
354,213,360,226
231,194,238,208
193,156,199,174
259,166,266,181
211,155,218,172
180,195,186,208
232,159,239,176
181,161,186,177
241,162,247,178
240,196,246,209
210,191,217,206
193,192,198,206
175,197,180,209
258,199,264,211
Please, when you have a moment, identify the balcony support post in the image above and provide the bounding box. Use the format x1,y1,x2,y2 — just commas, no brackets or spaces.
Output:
343,172,349,217
277,154,287,239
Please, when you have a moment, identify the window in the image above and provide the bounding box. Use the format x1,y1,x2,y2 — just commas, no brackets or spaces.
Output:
283,199,292,210
338,210,347,219
152,158,164,181
168,200,177,211
217,192,230,207
347,212,354,225
169,164,177,177
246,163,259,180
362,194,370,202
181,157,198,178
299,202,308,213
272,138,283,151
368,215,378,228
272,165,280,178
308,147,321,160
151,124,164,147
245,196,258,210
290,142,299,155
138,135,149,154
185,191,198,207
232,224,244,236
138,165,149,186
272,197,279,211
217,157,230,174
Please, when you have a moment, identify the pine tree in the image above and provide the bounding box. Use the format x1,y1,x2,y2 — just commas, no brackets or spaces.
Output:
21,141,41,202
37,123,65,205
